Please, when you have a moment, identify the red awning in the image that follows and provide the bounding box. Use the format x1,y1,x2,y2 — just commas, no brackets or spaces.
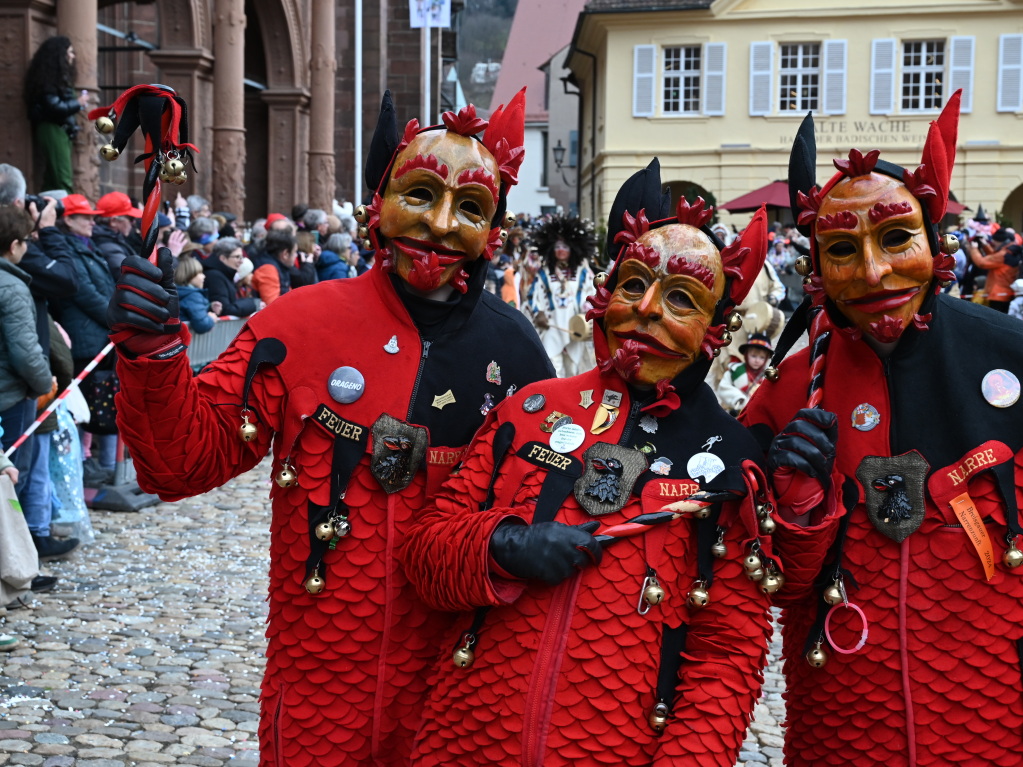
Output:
945,199,970,215
720,181,791,213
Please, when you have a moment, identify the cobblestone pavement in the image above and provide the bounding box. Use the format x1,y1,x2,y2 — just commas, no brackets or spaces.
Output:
0,460,787,766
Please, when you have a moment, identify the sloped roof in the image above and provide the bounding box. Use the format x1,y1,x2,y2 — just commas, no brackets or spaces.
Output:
584,0,711,9
489,0,590,122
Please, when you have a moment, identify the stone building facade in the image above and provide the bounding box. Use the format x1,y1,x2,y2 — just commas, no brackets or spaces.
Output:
1,0,452,222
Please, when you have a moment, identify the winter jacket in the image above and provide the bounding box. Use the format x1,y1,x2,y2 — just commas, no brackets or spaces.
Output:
20,226,78,362
403,367,773,766
29,88,81,137
251,253,293,306
203,256,257,317
177,284,215,334
52,233,116,363
314,249,352,282
113,260,554,765
92,222,137,281
0,259,52,412
743,292,1023,767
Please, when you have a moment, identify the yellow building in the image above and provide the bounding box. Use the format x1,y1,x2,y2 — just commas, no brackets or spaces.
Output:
566,0,1023,230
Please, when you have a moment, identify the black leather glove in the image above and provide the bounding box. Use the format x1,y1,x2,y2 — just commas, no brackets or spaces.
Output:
768,408,838,485
490,520,603,586
108,248,180,335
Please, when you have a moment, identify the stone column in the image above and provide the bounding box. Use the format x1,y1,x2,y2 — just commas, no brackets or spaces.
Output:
262,88,310,216
58,0,100,200
308,0,337,212
212,0,246,215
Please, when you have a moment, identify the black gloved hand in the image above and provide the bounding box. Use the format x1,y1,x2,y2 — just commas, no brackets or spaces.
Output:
767,408,838,485
107,248,180,336
490,520,603,586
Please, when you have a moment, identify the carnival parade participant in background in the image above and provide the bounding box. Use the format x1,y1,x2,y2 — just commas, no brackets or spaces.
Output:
102,85,552,766
402,159,780,766
716,332,773,415
744,91,1023,766
523,215,598,376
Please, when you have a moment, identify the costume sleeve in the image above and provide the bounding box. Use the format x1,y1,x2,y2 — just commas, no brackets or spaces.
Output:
715,366,746,412
113,326,281,500
401,408,526,612
252,264,281,305
654,501,771,766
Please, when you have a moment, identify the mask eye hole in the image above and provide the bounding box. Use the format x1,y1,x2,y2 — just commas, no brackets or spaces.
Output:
406,188,433,203
881,228,912,249
460,200,482,218
826,241,856,258
665,289,694,311
620,277,647,295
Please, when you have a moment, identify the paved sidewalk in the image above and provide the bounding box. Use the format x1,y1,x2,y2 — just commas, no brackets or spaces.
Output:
0,461,787,766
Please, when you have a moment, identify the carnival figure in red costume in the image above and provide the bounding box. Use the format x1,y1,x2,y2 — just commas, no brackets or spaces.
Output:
401,159,781,766
743,90,1023,766
96,84,553,766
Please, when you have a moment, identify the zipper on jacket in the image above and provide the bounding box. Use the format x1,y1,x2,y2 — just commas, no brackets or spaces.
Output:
617,399,644,448
406,339,432,420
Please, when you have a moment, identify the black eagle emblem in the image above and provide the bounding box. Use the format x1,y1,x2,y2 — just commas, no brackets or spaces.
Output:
585,457,625,503
377,435,414,486
872,474,912,524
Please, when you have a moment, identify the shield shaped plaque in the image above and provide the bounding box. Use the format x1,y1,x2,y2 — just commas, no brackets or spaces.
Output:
573,443,649,516
371,414,428,494
855,450,929,542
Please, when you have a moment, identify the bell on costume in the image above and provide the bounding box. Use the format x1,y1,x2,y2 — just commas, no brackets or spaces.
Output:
648,702,670,734
757,502,777,535
726,311,743,333
711,529,727,559
452,635,476,668
643,575,665,607
304,567,325,595
1004,535,1023,569
315,520,336,542
806,641,828,668
238,412,258,442
823,580,845,606
759,564,785,594
95,116,115,134
275,461,298,488
686,581,710,609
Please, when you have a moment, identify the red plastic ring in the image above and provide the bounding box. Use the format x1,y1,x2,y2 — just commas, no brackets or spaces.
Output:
824,601,868,654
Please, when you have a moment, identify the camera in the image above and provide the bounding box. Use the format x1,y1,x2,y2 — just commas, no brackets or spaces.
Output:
25,194,64,219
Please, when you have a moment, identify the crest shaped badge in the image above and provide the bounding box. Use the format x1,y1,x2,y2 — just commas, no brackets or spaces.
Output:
574,443,649,516
371,414,428,494
855,451,929,542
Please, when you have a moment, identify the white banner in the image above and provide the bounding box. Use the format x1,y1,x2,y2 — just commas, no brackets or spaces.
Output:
409,0,451,28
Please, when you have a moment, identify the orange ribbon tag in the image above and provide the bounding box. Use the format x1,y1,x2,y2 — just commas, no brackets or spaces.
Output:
950,492,996,581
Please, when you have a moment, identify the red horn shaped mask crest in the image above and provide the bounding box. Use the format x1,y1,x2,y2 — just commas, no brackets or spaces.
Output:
722,205,769,306
482,87,526,187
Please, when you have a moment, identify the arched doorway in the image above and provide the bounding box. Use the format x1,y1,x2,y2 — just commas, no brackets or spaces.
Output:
1002,183,1023,231
662,180,718,222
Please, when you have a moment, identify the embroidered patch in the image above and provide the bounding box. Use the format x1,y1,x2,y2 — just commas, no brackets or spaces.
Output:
370,414,428,494
518,441,583,474
311,404,367,442
855,451,929,542
574,443,649,516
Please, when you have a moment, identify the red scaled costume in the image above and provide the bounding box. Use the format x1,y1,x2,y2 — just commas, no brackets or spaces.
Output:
744,91,1023,765
402,160,781,766
106,88,553,765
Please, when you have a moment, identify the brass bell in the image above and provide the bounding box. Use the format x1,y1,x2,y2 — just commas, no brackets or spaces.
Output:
721,331,732,346
648,702,669,734
504,211,516,228
95,116,115,134
159,169,174,184
164,158,185,176
693,506,711,520
795,255,813,276
171,171,188,186
711,540,727,558
687,583,709,609
499,228,509,243
712,347,721,357
100,144,120,161
643,577,665,606
823,582,844,605
759,515,777,535
238,415,258,442
806,642,828,668
940,233,960,255
726,311,743,333
764,366,780,382
760,570,784,594
1004,537,1023,568
592,272,609,289
315,521,336,541
354,204,368,224
452,639,475,668
362,238,372,250
357,225,369,240
747,567,765,582
743,554,762,573
275,462,298,488
802,275,814,287
304,568,325,595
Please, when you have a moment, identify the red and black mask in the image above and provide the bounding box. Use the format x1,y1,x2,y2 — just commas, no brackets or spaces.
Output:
359,90,526,295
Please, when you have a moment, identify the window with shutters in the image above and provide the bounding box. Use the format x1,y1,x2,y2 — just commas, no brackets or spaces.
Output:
779,43,821,112
663,46,702,115
901,40,945,111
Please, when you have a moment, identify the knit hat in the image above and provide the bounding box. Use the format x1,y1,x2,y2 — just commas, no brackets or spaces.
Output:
234,257,254,282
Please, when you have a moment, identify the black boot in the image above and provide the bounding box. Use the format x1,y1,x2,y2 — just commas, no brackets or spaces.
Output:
32,535,80,561
30,575,58,593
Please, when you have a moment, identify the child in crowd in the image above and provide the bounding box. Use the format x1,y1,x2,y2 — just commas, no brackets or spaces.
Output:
174,255,221,334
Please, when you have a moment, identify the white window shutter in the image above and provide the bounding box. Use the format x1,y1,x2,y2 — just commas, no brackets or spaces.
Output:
822,39,847,115
703,42,727,116
633,45,656,118
998,34,1023,112
870,38,897,115
749,41,773,116
948,36,974,113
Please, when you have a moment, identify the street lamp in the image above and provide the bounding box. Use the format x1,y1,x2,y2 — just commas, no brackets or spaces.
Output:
551,139,572,186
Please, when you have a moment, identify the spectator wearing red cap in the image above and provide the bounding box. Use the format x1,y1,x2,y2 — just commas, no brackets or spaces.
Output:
54,194,118,483
93,191,142,280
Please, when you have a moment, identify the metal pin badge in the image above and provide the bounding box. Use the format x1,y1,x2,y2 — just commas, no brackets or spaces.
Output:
383,336,399,354
522,393,546,413
328,366,365,404
982,369,1020,408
